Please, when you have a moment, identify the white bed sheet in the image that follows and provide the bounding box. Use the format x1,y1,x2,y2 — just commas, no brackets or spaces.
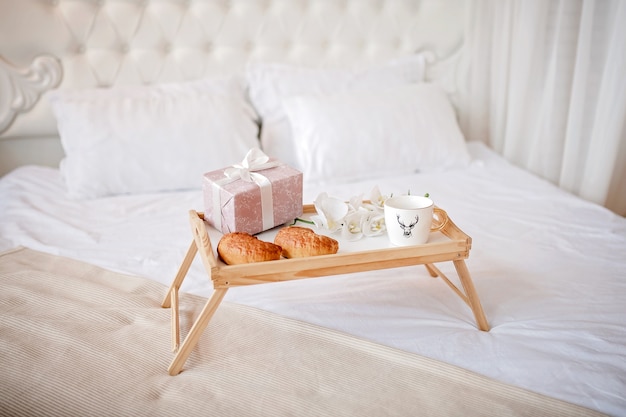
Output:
1,142,625,416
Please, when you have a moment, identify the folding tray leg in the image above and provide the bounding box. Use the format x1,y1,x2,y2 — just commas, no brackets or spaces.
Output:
424,264,439,277
162,240,198,308
453,260,490,331
425,262,490,331
168,287,228,376
165,210,226,375
161,240,199,352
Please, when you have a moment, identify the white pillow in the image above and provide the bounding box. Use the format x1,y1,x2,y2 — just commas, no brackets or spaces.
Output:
246,55,428,169
282,83,471,184
50,77,259,199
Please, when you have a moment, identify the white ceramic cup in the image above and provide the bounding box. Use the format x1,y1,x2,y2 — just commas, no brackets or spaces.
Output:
383,195,448,246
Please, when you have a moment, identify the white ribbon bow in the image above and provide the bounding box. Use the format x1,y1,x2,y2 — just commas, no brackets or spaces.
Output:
223,148,281,182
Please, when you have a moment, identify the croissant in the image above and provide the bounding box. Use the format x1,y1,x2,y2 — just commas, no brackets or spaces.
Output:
217,232,282,265
274,226,339,258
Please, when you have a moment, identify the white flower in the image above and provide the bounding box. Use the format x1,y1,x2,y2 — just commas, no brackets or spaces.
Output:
341,211,365,241
362,212,386,237
311,192,348,232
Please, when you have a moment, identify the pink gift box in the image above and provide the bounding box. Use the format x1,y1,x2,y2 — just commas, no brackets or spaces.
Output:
203,152,303,235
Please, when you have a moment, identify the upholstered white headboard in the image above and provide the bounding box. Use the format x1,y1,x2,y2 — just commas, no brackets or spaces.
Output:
0,0,465,176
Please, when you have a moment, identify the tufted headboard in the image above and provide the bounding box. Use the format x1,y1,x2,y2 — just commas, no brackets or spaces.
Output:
0,0,466,175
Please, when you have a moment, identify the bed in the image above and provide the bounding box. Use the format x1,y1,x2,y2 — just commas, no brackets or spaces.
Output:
1,1,625,416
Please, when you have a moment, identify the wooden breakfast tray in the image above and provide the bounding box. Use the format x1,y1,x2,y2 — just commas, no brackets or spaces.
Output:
162,205,490,375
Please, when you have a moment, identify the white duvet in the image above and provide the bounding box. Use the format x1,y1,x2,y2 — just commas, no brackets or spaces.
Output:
1,142,625,416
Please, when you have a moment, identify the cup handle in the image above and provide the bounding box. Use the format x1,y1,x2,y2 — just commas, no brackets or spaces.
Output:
431,207,448,232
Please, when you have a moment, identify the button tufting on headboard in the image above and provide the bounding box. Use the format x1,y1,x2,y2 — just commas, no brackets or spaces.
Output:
0,0,465,171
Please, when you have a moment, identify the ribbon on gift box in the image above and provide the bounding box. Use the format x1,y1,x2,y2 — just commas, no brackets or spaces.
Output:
212,148,282,232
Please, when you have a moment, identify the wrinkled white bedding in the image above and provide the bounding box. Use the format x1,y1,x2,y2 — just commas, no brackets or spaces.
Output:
1,142,625,416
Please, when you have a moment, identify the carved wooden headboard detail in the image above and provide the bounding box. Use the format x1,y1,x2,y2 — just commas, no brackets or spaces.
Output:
0,55,63,134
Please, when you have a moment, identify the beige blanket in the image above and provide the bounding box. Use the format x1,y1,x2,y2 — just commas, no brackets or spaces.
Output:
0,247,606,417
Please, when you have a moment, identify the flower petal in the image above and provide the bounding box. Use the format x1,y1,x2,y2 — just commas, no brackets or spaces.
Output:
310,215,326,229
348,194,364,212
370,185,389,210
313,192,348,233
341,211,364,241
363,213,386,237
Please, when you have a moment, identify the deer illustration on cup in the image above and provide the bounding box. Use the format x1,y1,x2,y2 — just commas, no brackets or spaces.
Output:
397,214,419,238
